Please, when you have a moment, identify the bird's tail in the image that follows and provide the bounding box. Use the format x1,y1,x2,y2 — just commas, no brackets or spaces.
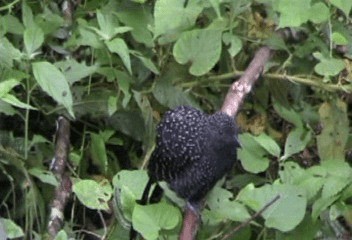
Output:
129,179,164,240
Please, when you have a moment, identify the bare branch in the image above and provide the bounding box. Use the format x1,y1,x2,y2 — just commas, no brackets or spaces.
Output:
48,116,72,238
179,205,200,240
221,46,273,117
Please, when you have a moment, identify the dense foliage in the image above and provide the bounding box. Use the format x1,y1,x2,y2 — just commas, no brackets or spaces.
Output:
1,0,352,239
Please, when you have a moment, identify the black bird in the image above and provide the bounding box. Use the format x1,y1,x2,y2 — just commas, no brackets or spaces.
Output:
130,105,239,239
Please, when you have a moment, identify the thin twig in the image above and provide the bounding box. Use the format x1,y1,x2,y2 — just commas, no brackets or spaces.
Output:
221,195,281,240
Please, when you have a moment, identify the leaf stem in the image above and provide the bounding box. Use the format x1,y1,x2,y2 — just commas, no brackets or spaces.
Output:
0,0,20,12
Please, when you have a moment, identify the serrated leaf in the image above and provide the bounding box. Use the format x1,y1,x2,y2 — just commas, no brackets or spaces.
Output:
132,202,181,240
24,25,44,57
32,62,75,118
106,38,132,74
173,29,222,76
73,179,112,210
317,101,348,162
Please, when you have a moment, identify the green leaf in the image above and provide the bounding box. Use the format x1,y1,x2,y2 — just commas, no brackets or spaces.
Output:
273,101,302,127
108,95,118,116
106,38,132,74
55,60,98,85
1,94,36,110
113,170,149,220
206,186,250,223
90,132,108,174
114,3,154,47
238,133,270,173
132,202,181,240
222,32,242,57
312,195,339,220
277,0,311,28
321,176,350,199
0,37,22,68
0,79,20,97
238,183,307,232
282,126,311,160
24,24,44,57
332,32,348,45
96,10,117,40
0,100,16,116
28,168,58,186
330,0,352,17
116,72,131,108
173,29,222,76
154,0,203,43
32,62,75,118
252,133,281,157
0,218,24,239
309,3,329,24
314,55,345,77
22,1,34,28
317,101,348,162
134,54,160,74
1,15,24,35
54,230,68,240
73,179,112,210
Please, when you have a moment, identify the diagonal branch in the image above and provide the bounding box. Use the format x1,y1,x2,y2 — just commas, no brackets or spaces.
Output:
221,46,273,117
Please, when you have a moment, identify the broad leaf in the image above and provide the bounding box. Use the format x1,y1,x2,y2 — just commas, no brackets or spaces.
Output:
238,183,307,232
0,218,24,239
330,0,352,17
106,38,132,74
317,101,348,162
154,0,203,43
73,179,112,210
132,202,181,240
32,61,75,118
173,29,222,76
24,24,44,57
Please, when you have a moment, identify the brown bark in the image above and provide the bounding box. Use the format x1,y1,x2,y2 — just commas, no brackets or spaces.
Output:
48,116,72,238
